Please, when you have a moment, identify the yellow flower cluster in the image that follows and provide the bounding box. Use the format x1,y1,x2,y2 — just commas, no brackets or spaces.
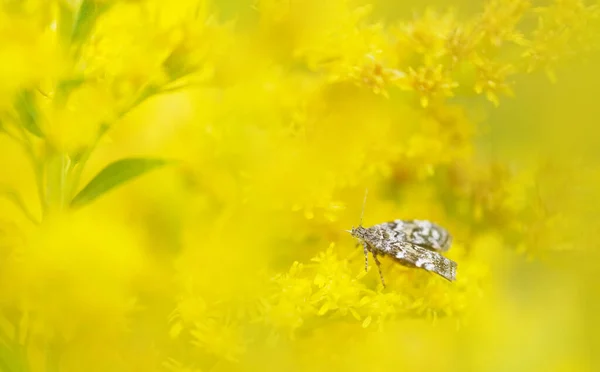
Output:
0,0,599,371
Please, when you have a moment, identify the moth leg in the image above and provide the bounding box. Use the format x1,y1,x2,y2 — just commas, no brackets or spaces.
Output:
371,252,386,288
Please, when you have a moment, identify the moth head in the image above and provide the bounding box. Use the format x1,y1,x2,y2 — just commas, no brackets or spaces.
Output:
347,226,368,240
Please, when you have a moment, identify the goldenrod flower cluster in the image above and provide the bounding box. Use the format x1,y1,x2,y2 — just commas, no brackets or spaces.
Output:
0,0,599,371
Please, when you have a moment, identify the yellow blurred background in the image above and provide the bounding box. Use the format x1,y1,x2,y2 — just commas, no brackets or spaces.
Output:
0,0,599,371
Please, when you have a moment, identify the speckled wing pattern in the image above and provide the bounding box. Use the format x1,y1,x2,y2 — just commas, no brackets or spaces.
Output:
388,239,457,282
375,219,452,252
362,219,456,282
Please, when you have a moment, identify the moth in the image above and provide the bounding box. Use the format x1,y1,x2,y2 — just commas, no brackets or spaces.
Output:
347,190,457,287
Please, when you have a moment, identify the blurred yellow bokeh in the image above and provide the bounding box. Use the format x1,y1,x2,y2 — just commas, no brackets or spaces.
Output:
0,0,599,371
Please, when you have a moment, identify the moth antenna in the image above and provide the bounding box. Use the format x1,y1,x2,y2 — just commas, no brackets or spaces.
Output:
359,188,368,227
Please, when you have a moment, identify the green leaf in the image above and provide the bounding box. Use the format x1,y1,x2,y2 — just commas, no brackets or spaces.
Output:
57,1,75,45
14,90,43,138
70,158,169,208
53,78,86,106
71,0,110,44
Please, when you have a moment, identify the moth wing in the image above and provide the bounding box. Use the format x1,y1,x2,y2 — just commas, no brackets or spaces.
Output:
376,219,452,252
388,240,457,282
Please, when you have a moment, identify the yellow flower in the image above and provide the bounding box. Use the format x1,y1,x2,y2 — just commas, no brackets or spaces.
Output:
42,83,116,154
0,0,598,370
191,318,246,362
0,9,61,108
473,57,515,106
523,0,599,82
265,261,315,336
477,0,530,47
398,64,458,107
344,53,405,98
392,8,458,65
15,212,144,341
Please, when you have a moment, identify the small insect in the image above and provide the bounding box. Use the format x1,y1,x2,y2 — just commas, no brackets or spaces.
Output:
347,189,457,287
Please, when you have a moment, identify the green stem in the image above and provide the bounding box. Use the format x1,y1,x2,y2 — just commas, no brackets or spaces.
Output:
45,151,71,214
68,84,159,199
68,123,107,201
